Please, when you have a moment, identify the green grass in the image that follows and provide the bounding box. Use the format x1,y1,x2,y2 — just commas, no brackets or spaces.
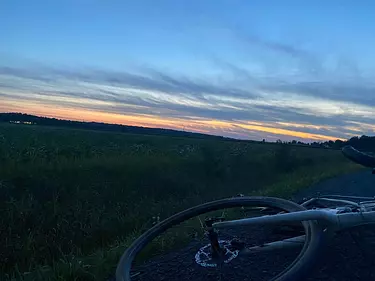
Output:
0,123,361,281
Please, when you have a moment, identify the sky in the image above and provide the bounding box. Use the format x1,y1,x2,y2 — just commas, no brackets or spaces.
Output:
1,0,375,142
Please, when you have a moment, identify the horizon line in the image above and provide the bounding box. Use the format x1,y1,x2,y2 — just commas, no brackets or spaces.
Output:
0,111,352,144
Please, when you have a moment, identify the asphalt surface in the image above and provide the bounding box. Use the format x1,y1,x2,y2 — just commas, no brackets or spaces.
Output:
114,169,375,281
292,169,375,201
292,169,375,281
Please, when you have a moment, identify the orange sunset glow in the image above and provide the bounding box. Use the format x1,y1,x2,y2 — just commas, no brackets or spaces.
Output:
1,96,348,142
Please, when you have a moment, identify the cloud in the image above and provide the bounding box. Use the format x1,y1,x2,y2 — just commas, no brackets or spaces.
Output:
236,32,311,59
0,60,374,141
224,27,374,85
0,64,259,99
217,28,375,109
264,80,375,107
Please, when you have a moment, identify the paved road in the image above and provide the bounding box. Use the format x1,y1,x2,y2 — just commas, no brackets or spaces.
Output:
292,169,375,201
114,170,375,281
292,169,375,281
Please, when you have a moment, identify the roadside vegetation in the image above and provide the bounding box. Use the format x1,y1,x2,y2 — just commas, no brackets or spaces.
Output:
0,123,360,280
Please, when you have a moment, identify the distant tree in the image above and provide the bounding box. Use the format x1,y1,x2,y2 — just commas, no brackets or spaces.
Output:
0,113,222,141
311,142,321,147
334,140,344,147
1,113,375,151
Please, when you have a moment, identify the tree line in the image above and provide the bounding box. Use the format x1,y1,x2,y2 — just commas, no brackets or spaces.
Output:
274,136,375,152
1,113,374,151
0,112,223,140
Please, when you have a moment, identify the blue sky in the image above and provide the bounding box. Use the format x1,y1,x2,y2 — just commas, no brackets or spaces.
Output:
1,0,375,141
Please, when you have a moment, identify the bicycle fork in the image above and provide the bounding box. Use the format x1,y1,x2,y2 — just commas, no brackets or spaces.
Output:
205,217,225,259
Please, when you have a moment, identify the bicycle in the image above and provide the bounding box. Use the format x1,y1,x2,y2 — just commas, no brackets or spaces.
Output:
116,145,375,281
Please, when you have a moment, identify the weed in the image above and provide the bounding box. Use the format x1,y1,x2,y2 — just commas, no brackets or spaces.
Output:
0,123,360,280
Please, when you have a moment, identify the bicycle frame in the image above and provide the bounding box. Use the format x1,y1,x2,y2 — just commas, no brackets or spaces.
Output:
117,146,375,280
212,195,375,254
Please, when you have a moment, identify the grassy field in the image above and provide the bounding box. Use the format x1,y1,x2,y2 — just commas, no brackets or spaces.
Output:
0,123,360,281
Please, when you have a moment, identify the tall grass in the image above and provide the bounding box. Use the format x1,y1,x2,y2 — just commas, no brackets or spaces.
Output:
0,123,360,280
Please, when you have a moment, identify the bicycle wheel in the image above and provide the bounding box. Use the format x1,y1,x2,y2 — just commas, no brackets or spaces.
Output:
116,196,324,281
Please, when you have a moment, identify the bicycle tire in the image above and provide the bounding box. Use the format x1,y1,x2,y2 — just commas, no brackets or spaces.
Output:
116,196,324,281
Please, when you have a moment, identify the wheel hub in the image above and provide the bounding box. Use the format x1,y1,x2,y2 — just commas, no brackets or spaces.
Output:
195,240,240,267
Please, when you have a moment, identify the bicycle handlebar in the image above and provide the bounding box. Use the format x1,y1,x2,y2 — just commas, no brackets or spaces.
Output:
341,145,375,168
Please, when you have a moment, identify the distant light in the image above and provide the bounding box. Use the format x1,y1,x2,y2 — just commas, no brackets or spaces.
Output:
9,120,35,125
